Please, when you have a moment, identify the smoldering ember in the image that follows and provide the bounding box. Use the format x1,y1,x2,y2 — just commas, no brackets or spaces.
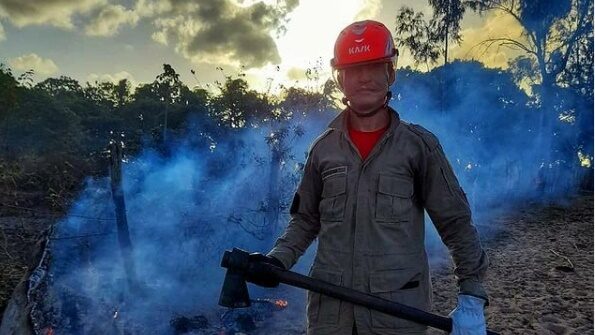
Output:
0,1,593,334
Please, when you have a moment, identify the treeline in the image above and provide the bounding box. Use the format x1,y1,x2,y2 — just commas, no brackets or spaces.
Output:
0,63,339,209
0,58,593,211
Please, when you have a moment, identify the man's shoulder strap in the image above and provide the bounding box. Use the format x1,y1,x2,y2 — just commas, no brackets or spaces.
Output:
308,128,334,153
405,123,440,151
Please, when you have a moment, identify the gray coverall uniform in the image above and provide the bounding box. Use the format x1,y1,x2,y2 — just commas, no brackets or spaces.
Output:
268,107,489,335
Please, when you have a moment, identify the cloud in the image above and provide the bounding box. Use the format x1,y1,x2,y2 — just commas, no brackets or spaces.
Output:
451,10,528,69
151,30,168,45
0,20,5,41
0,0,299,72
134,0,172,17
150,0,299,69
0,0,104,28
86,70,137,87
8,53,59,75
85,4,139,36
0,0,144,36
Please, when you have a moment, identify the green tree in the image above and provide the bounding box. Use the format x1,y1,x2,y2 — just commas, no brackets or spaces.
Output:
0,64,19,118
156,64,183,142
35,76,84,98
0,64,21,157
3,85,83,156
429,0,472,64
129,64,191,144
395,1,472,69
210,76,271,129
472,0,593,110
395,1,472,114
395,7,442,70
472,0,594,167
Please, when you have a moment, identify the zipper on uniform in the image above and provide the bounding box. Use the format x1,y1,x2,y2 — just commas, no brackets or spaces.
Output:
341,131,363,291
350,162,363,296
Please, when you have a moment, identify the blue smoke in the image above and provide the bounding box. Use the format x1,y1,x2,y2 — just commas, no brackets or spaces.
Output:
392,61,592,258
39,109,334,333
393,61,591,209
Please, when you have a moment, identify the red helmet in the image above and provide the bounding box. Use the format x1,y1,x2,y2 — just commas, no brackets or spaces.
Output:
331,20,398,70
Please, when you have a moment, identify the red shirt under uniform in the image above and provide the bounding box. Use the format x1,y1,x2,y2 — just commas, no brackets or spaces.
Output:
348,124,388,160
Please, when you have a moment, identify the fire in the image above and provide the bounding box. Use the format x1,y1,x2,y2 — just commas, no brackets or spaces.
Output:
44,327,54,335
274,299,288,308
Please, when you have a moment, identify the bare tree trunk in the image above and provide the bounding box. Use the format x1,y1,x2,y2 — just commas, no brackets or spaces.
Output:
265,146,282,240
163,104,169,143
444,21,449,65
109,141,138,291
440,22,449,115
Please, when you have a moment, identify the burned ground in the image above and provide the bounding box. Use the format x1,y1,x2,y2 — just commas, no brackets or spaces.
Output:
1,193,593,334
0,190,57,318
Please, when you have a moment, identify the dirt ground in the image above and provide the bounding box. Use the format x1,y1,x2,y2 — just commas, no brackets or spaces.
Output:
1,193,593,334
429,193,594,334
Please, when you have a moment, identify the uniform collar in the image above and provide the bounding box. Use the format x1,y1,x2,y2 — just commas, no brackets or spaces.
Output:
328,106,401,134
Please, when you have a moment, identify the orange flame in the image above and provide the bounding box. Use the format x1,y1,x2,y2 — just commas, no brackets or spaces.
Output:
274,299,288,308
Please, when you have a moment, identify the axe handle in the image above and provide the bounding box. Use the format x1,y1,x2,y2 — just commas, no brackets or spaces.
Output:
263,264,499,335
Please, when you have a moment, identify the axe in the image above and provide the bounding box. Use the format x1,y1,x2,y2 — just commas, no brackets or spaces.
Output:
219,248,499,334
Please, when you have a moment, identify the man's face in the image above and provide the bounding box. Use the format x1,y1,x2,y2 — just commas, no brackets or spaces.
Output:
339,62,394,116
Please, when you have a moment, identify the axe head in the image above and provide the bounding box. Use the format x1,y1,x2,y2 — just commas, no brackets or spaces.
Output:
219,268,251,308
218,248,251,308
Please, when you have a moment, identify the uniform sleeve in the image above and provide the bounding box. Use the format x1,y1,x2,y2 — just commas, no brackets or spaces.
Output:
267,151,322,270
420,141,490,304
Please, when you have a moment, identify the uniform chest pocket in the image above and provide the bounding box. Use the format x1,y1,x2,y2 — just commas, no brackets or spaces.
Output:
319,167,347,222
375,174,414,223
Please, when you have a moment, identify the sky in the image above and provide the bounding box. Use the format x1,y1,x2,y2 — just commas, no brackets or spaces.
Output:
0,0,525,92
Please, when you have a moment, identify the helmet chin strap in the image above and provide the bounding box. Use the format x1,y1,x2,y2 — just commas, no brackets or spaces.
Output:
342,91,392,118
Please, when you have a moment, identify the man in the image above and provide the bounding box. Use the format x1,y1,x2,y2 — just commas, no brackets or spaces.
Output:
252,20,489,334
